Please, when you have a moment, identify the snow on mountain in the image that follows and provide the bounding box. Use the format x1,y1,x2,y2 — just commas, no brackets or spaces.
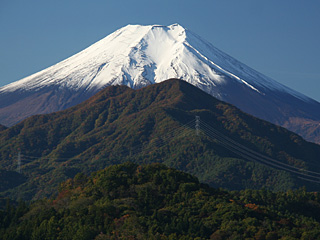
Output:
0,23,320,143
0,24,311,101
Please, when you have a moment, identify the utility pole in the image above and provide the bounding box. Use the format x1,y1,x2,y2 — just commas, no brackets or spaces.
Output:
17,151,21,174
195,116,200,136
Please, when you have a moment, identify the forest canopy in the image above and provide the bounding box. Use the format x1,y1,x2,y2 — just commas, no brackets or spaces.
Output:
1,162,320,239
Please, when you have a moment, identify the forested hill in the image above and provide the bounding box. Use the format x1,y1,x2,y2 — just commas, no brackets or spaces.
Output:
1,79,320,200
1,162,320,239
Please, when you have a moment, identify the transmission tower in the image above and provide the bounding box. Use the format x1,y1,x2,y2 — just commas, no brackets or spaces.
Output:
17,151,21,174
195,116,200,136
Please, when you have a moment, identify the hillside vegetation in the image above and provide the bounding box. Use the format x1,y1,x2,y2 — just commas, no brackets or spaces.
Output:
1,162,320,239
0,79,320,200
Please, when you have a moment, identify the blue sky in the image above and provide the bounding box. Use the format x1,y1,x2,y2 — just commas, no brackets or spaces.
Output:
1,0,319,101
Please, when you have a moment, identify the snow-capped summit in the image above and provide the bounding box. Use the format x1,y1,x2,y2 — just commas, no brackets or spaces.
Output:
0,23,309,100
0,24,320,143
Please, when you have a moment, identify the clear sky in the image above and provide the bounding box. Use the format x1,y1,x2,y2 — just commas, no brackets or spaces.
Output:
1,0,319,101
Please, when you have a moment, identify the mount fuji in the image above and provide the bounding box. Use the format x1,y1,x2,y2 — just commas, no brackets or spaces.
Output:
1,24,320,143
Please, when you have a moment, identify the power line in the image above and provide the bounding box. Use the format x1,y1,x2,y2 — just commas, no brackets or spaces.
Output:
201,120,319,175
16,119,196,168
200,120,320,183
11,116,320,184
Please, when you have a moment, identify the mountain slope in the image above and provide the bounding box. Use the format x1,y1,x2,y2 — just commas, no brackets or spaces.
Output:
0,24,319,143
1,79,320,200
